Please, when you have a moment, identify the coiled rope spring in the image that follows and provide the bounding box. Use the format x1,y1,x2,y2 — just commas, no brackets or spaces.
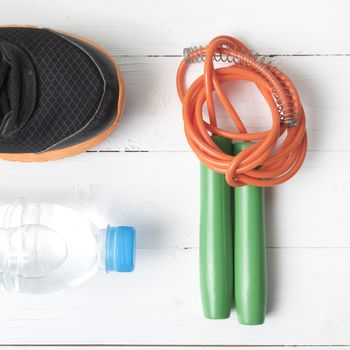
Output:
176,35,307,187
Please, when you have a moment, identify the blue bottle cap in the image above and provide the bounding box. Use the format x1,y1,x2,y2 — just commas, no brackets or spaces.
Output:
105,226,136,272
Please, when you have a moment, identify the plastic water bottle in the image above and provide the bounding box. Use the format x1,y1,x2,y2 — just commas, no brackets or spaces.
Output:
0,202,136,294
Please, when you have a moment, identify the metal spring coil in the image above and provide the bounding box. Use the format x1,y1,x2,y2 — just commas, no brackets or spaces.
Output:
183,44,297,126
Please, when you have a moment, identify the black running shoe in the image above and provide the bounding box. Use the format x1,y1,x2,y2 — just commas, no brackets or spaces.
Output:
0,26,124,161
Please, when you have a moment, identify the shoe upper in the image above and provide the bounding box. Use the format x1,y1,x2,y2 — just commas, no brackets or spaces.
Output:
0,27,120,153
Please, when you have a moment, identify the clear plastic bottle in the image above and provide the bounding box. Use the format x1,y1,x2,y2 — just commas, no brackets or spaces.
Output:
0,202,136,294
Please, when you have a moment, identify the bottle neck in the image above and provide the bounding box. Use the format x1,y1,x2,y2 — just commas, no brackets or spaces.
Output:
97,229,107,271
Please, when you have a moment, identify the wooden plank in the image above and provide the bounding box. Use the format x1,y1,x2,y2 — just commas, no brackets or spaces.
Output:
1,0,350,54
0,248,349,345
0,347,348,350
85,56,350,152
0,1,349,346
0,151,348,248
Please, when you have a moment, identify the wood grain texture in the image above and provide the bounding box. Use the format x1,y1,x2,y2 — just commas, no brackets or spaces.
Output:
0,152,348,249
0,348,349,350
90,56,350,152
0,0,350,347
0,248,349,345
1,0,350,55
1,348,349,350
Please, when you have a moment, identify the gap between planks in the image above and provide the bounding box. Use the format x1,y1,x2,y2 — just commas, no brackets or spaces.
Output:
0,344,349,347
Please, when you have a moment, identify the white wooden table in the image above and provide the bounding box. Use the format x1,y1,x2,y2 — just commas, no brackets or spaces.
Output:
1,0,350,348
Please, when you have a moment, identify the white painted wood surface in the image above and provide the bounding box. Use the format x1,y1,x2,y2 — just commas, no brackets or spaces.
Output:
1,348,349,350
1,0,350,347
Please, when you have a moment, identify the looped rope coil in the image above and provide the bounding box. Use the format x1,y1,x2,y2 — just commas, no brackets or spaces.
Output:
176,35,307,187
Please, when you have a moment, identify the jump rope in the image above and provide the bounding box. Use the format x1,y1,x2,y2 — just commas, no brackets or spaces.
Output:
177,35,307,325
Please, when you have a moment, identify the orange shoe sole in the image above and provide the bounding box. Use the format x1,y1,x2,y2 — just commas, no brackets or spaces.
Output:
0,27,125,162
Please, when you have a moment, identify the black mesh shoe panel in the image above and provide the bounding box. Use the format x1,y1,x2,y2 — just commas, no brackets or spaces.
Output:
0,27,104,153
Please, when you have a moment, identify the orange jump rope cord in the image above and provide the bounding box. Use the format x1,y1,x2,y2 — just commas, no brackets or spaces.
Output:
176,36,307,187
